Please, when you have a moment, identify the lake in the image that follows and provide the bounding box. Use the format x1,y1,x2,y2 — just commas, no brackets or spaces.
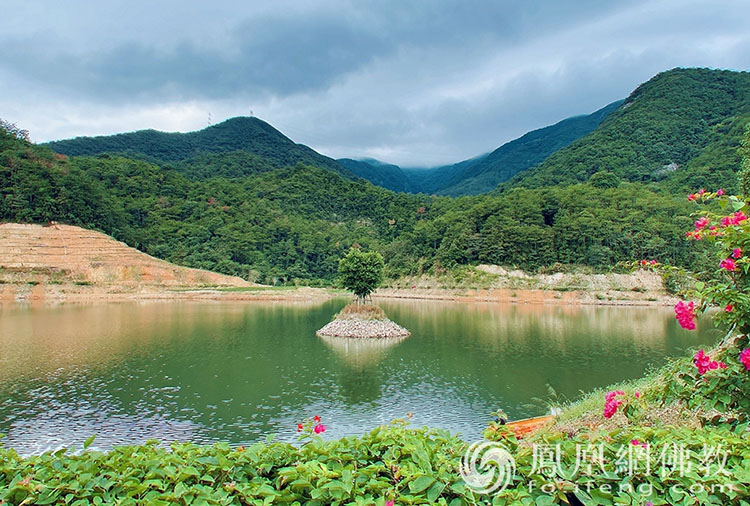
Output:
0,299,718,455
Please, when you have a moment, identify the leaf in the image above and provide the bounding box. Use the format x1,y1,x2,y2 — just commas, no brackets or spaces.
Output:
408,475,436,494
427,481,445,502
83,434,97,450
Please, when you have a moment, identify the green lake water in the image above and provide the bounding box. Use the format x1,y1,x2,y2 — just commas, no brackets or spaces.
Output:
0,299,719,455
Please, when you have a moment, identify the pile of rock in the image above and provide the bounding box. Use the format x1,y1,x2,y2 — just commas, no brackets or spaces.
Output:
316,308,410,339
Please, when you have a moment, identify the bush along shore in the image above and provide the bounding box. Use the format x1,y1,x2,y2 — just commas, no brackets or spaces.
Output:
2,189,750,505
316,303,411,338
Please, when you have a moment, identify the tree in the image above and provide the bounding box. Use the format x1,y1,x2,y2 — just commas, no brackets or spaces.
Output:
338,248,384,304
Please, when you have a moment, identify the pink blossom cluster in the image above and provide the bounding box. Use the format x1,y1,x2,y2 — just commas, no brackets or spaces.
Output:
720,211,748,227
630,439,648,448
687,188,724,200
674,301,696,330
687,189,707,201
720,258,737,271
297,415,327,434
720,249,743,271
639,259,658,266
603,390,625,419
685,211,748,241
685,216,722,239
740,349,750,371
693,349,727,375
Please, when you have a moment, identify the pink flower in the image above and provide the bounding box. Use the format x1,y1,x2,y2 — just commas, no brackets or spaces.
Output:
698,188,706,195
634,392,641,398
631,439,640,446
718,362,728,369
725,304,733,312
694,217,709,230
717,189,725,196
732,248,743,259
313,423,326,434
688,193,698,201
650,260,657,265
694,349,712,375
721,211,749,227
720,258,737,271
603,390,625,419
385,501,395,506
740,349,750,371
674,301,696,330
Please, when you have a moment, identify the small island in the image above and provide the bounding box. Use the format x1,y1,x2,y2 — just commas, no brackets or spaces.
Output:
316,247,410,339
316,303,410,338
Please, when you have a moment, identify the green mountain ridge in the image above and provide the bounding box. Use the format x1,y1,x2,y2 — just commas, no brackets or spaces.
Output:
340,100,622,196
337,158,414,193
45,102,621,197
506,67,750,193
44,116,354,179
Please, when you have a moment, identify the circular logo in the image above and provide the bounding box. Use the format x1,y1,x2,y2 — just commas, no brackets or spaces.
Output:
459,441,516,495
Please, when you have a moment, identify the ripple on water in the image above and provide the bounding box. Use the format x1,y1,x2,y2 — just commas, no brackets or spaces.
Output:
0,301,718,454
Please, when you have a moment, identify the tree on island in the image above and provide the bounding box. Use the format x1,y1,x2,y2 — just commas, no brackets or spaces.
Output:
338,247,384,305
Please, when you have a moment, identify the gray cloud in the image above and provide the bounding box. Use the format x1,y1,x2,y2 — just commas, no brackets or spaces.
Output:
1,0,749,166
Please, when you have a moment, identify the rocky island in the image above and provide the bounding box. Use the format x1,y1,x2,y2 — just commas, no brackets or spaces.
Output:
316,303,410,338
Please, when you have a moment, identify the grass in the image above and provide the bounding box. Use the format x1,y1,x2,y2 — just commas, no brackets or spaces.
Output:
334,303,387,321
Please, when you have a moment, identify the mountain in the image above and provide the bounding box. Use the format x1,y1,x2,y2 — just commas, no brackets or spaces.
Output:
337,158,414,193
44,116,354,178
2,119,702,283
506,68,750,192
7,67,748,284
341,101,621,196
431,100,623,196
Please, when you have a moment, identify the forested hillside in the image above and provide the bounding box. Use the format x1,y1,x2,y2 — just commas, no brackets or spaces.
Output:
506,68,750,193
432,100,623,196
337,158,414,193
2,120,709,284
341,101,620,196
5,68,748,284
44,117,353,178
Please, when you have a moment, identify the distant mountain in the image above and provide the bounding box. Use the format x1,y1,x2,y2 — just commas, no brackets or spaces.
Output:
506,68,750,193
45,116,354,178
341,101,621,196
432,100,623,196
337,158,414,193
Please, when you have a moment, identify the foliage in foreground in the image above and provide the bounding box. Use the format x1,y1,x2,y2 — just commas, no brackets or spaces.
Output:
1,420,749,505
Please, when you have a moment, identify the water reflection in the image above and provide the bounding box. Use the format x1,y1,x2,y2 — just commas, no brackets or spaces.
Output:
0,299,718,455
319,335,407,368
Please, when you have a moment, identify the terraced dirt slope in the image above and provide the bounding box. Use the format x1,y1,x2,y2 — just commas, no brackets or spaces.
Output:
0,223,250,287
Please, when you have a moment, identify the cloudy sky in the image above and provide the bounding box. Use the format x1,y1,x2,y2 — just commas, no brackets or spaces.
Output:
1,1,749,167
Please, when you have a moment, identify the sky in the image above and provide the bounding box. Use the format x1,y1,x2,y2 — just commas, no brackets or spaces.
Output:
1,1,749,167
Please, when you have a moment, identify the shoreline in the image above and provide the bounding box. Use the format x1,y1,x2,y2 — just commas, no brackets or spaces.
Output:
0,281,677,307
